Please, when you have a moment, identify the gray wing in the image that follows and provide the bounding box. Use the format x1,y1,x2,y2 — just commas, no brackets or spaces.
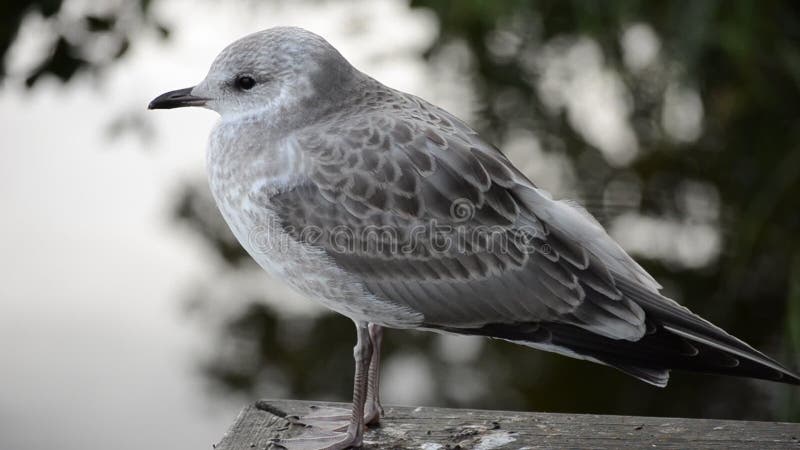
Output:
273,96,648,341
270,94,800,387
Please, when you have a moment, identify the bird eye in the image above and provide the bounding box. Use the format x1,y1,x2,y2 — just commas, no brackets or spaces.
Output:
235,75,256,90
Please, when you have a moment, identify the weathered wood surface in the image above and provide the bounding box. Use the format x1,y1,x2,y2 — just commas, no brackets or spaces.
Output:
215,399,800,449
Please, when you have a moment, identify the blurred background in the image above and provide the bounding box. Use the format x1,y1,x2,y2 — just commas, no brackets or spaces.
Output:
2,0,800,449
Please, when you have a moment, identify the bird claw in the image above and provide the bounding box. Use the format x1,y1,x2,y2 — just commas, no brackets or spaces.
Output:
269,429,361,450
363,400,383,426
291,404,381,429
292,405,352,431
258,403,364,448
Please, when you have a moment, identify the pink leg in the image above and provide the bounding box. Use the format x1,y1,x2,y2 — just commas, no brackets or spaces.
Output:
364,324,384,426
271,321,373,450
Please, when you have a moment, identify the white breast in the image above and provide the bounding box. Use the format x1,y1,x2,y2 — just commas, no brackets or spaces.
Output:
205,120,422,328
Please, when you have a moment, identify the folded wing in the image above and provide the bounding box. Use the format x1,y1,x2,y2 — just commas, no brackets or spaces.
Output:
268,93,799,386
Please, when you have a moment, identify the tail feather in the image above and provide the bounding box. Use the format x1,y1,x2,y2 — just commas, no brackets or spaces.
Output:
600,362,670,387
434,279,800,386
615,277,800,385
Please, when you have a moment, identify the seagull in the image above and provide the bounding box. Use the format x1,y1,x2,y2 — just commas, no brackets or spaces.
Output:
149,27,799,449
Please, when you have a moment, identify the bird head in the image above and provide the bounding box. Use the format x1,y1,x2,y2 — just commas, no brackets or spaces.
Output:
149,27,357,123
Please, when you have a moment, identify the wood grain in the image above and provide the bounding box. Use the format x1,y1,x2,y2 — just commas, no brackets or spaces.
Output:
215,399,800,449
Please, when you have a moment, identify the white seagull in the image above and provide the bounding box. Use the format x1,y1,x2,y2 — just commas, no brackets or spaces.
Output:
149,27,799,450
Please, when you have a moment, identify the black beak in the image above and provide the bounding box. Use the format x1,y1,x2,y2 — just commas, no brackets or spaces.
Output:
148,86,208,110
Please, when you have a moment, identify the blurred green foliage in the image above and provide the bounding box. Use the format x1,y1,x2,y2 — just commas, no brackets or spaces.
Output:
4,0,799,421
0,0,165,87
0,1,62,81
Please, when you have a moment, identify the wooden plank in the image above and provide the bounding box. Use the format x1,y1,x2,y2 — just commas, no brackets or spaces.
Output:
215,399,800,449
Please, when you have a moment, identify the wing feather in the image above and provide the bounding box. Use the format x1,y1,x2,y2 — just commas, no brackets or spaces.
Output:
270,99,646,341
261,91,799,385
